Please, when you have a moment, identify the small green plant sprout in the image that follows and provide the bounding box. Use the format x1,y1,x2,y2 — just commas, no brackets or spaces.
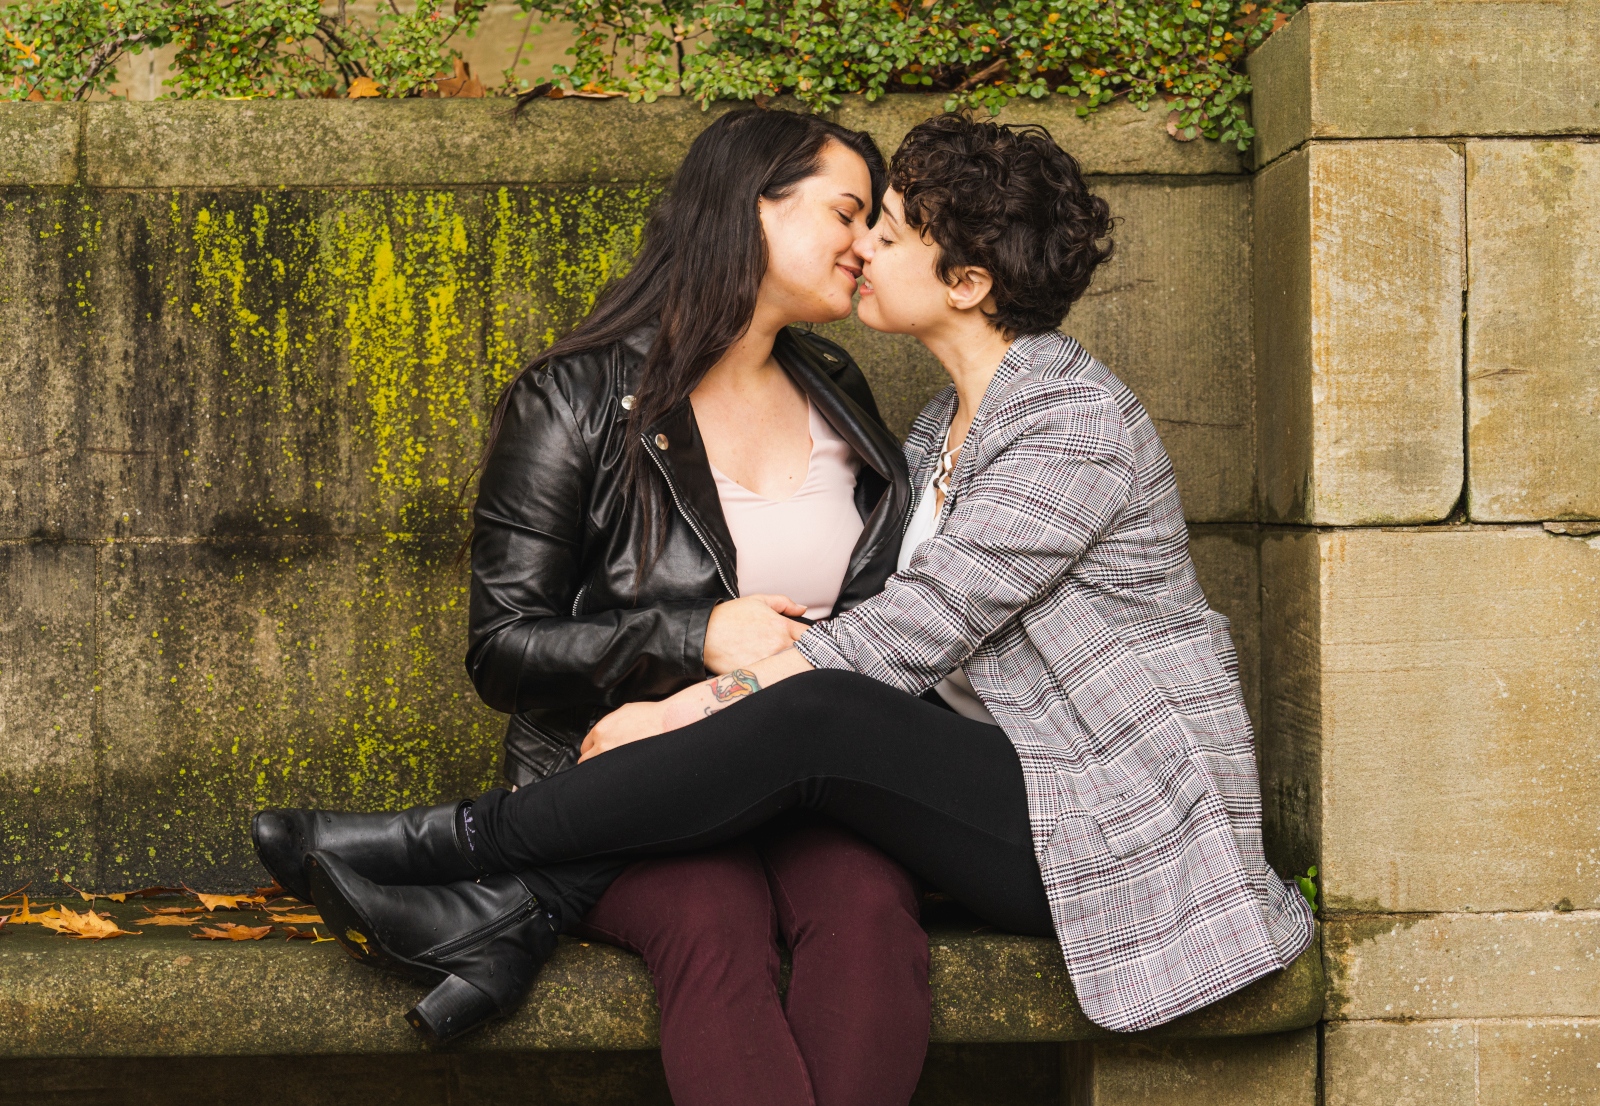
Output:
1296,865,1318,912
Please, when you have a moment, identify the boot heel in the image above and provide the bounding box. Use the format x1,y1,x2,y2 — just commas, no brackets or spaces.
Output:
406,973,499,1043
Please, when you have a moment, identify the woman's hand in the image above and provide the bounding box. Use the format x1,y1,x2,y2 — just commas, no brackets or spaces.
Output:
703,594,809,674
579,700,669,763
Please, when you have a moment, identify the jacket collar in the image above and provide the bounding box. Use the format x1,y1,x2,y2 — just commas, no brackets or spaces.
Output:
629,324,911,600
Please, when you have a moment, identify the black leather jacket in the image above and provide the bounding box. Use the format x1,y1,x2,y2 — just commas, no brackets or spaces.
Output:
467,324,912,785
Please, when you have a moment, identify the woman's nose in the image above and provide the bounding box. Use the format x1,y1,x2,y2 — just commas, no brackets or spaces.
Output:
851,230,873,261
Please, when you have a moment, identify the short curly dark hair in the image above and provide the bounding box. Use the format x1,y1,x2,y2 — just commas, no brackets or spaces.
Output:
891,113,1114,337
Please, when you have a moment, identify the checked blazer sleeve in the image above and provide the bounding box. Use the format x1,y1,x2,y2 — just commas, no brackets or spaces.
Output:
797,375,1136,693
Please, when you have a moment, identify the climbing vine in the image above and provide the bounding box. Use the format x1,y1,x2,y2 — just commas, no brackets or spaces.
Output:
3,0,1299,148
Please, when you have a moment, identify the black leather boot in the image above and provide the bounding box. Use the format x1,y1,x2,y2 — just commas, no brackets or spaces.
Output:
251,801,482,902
306,849,556,1043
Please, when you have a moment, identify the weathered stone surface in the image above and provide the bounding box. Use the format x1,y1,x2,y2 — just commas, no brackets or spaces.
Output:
1324,1020,1478,1106
835,95,1245,177
1261,526,1600,914
1,185,653,542
0,105,79,186
1324,911,1600,1021
0,97,1239,190
1069,178,1254,522
1257,530,1321,882
83,99,734,188
86,538,501,890
0,543,97,884
0,911,1321,1056
1477,1019,1600,1105
1076,1028,1316,1106
1249,1,1600,167
824,176,1256,522
1466,140,1600,521
1188,527,1260,729
1253,142,1464,525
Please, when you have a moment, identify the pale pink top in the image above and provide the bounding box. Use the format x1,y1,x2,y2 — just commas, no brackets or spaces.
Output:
710,402,865,619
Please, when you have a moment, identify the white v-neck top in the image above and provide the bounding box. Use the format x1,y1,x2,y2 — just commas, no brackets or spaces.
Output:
897,466,1000,726
710,402,864,619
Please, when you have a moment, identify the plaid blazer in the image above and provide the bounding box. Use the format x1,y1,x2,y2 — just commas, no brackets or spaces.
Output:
797,330,1314,1032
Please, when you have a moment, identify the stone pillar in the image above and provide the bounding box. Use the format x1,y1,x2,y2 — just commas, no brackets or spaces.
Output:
1250,4,1600,1103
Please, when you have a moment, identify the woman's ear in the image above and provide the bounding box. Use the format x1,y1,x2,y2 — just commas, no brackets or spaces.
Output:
944,266,995,313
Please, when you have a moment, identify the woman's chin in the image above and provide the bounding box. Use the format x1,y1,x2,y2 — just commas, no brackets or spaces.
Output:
853,301,901,335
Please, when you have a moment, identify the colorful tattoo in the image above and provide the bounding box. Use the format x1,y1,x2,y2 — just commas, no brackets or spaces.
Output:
704,669,761,716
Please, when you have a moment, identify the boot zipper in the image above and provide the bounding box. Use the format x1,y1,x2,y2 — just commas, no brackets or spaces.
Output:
642,435,737,598
425,896,539,960
570,582,588,617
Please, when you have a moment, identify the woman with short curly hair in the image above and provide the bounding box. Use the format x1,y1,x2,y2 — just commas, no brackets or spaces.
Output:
282,111,1314,1047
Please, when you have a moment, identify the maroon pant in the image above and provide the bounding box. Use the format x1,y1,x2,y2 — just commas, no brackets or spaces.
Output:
576,816,931,1106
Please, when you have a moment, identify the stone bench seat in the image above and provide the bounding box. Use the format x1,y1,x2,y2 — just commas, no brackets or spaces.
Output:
0,902,1323,1057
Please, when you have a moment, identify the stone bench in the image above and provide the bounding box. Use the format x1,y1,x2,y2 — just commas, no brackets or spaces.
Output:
0,900,1322,1104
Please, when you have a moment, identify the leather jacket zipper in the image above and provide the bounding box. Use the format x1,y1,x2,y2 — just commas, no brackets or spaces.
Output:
642,434,737,598
570,583,588,617
425,895,538,960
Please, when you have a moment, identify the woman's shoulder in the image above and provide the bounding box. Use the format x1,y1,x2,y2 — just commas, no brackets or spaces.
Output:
782,326,887,428
981,333,1135,455
506,324,651,428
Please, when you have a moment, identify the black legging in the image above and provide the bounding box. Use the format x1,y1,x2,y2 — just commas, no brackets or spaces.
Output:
474,668,1055,938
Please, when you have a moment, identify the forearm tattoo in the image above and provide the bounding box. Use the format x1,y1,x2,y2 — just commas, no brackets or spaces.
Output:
704,669,761,716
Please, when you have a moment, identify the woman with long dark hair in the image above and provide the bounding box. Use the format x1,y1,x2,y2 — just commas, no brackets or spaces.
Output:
266,112,1313,1065
256,109,931,1105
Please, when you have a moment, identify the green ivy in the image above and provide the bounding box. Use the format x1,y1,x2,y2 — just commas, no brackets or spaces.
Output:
3,0,1297,150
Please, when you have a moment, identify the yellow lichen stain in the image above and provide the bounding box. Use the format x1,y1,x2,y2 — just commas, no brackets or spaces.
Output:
102,185,657,879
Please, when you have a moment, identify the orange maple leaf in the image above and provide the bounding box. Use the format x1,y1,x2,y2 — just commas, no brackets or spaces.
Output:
145,904,207,915
135,914,208,927
282,926,335,942
8,896,64,925
193,923,273,941
41,906,137,939
271,912,324,924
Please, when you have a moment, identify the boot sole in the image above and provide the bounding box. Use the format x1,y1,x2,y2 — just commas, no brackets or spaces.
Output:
304,854,503,1043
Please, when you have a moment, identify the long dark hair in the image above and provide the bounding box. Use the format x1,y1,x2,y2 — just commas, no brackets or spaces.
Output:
474,108,885,556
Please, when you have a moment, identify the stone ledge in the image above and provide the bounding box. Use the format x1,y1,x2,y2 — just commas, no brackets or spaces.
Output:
0,96,1240,190
1249,0,1600,167
0,909,1322,1057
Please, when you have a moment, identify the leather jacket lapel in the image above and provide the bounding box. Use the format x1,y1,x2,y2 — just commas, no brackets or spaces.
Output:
640,397,739,597
775,328,912,600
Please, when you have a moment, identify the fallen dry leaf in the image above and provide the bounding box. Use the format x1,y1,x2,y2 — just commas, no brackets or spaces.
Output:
435,58,485,98
123,886,187,899
193,923,273,941
7,896,64,925
184,886,267,911
0,881,31,902
282,926,334,942
135,914,208,927
41,906,137,939
348,76,380,99
145,904,207,916
271,912,324,925
254,882,290,900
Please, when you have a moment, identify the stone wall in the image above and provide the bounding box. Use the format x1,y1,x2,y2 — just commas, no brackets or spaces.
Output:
1248,4,1600,1105
0,96,1259,901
